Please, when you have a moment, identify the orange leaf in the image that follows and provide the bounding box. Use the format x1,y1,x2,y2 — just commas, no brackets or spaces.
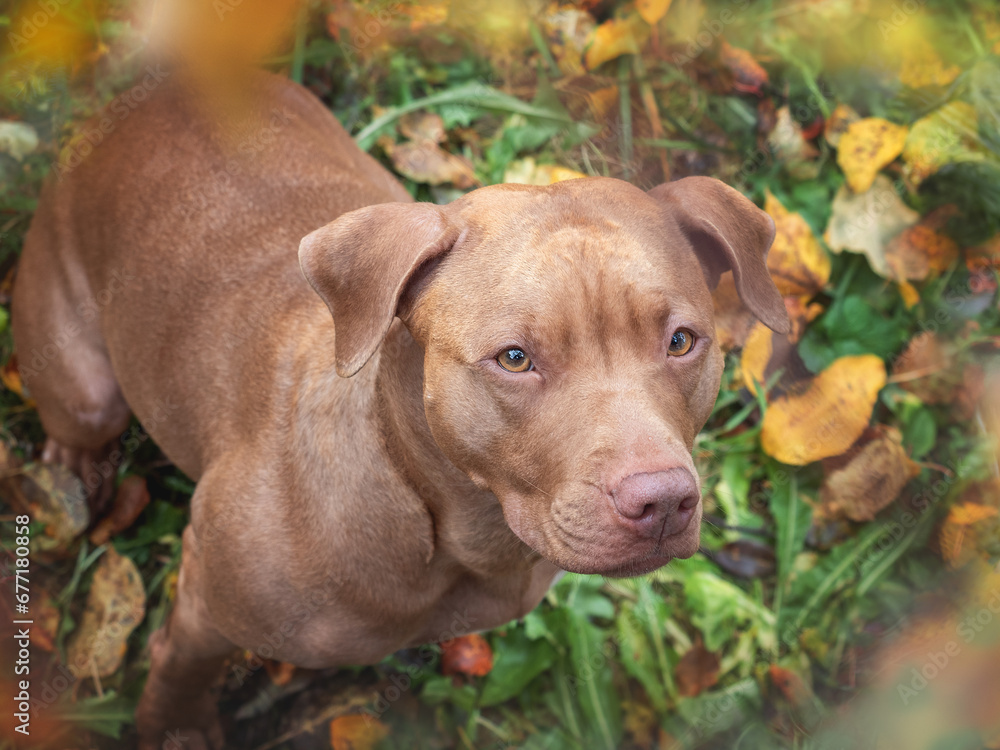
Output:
440,633,493,676
761,355,886,465
719,40,768,95
675,640,720,697
89,475,151,546
764,192,831,297
885,221,960,281
264,660,296,686
947,502,998,527
636,0,673,25
330,714,390,750
836,118,908,194
584,13,647,70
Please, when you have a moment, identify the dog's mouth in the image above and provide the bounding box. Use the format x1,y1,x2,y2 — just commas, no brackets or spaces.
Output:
501,490,703,577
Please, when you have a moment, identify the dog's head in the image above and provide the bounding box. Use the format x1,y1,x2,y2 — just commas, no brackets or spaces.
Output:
300,177,788,576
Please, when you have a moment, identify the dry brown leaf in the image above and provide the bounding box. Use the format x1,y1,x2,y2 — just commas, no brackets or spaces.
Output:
824,103,860,148
819,426,920,522
902,102,988,189
330,714,390,750
761,355,886,465
398,111,446,144
2,463,89,553
67,547,146,678
440,633,493,676
764,191,831,296
900,38,961,89
966,234,1000,294
379,137,478,188
89,475,151,546
719,39,768,95
636,0,673,25
836,118,909,194
584,13,648,70
824,174,920,278
884,208,960,281
31,591,61,653
892,331,959,404
675,640,721,697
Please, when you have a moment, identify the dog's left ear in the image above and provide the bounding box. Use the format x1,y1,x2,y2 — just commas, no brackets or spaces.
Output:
299,202,460,377
649,177,790,334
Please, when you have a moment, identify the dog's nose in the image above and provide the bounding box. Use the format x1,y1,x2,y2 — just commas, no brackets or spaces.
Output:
610,469,700,536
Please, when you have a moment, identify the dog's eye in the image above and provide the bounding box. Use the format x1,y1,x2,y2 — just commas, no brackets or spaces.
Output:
668,329,695,356
497,348,533,372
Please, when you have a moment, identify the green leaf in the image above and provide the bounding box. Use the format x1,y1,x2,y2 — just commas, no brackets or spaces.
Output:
564,608,622,749
616,602,667,711
684,572,776,653
902,407,937,460
421,674,478,712
769,467,812,624
54,692,135,739
480,625,557,707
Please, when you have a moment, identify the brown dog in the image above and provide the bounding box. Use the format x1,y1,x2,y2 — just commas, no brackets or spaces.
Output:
12,69,788,748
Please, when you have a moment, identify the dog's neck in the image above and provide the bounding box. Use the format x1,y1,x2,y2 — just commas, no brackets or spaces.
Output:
371,321,542,577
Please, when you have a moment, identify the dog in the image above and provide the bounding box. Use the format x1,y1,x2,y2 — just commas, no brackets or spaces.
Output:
12,68,788,748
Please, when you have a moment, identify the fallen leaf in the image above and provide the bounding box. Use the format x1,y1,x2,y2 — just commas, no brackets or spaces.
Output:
31,591,61,652
819,426,920,522
585,12,647,70
503,157,587,185
623,699,658,747
1,355,35,407
719,39,768,95
740,321,772,396
884,208,960,281
398,111,446,144
330,714,390,750
769,664,813,707
379,136,478,188
764,191,831,296
836,117,909,194
264,660,296,686
67,547,146,678
0,121,39,161
768,106,820,179
940,501,999,569
441,633,493,676
824,174,920,278
892,331,958,403
675,640,721,697
713,539,776,579
900,38,961,89
761,355,887,465
966,234,1000,294
902,102,989,189
784,295,824,343
89,475,151,546
636,0,673,25
824,103,860,148
1,463,89,553
541,6,597,75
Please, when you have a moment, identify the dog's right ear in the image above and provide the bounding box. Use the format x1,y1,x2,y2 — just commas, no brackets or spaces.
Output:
299,202,460,378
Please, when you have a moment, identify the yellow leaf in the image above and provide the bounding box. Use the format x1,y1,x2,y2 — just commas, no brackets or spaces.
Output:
584,13,648,70
764,191,831,296
67,548,146,678
902,102,987,189
898,280,920,308
836,118,909,193
947,502,999,527
636,0,673,25
740,322,772,396
330,714,390,750
761,355,887,465
900,38,960,89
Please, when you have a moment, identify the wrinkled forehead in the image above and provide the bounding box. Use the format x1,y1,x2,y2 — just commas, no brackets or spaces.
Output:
422,180,714,356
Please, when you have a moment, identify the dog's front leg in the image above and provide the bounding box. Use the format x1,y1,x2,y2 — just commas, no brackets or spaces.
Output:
136,525,236,750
